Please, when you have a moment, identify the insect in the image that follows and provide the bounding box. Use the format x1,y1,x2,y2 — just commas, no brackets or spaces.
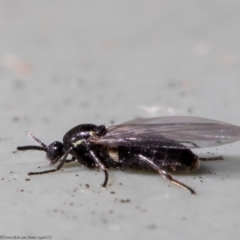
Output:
17,116,240,194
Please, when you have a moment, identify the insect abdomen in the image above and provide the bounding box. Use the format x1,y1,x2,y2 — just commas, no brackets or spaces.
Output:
116,146,198,171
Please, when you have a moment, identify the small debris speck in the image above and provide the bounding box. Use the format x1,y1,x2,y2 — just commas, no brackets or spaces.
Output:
110,191,115,194
85,184,90,188
147,224,157,230
120,199,131,203
102,218,108,224
20,189,24,192
25,178,30,181
12,116,20,122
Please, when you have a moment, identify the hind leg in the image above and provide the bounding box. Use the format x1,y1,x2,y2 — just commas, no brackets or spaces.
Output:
199,156,224,161
137,154,195,194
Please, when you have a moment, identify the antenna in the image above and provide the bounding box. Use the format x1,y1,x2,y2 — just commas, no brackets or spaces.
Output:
17,132,48,152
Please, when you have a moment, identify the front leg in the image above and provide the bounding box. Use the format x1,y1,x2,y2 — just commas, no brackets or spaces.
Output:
88,150,109,187
28,148,72,175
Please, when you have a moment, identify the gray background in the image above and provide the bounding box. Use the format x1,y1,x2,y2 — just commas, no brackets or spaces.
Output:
1,1,240,240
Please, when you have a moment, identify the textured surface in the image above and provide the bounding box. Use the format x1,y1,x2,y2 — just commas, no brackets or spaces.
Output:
1,1,240,240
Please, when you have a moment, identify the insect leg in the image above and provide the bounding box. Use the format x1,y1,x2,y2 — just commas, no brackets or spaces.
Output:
89,150,109,187
199,156,224,161
137,154,195,194
28,148,72,175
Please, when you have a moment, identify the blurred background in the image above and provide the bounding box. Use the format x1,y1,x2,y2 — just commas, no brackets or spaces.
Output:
1,1,240,240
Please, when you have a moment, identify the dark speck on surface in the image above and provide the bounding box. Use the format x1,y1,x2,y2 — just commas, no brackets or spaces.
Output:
147,224,157,230
102,218,108,224
0,137,8,141
12,116,20,122
20,189,24,192
85,184,90,188
120,199,131,203
110,191,115,194
25,178,30,181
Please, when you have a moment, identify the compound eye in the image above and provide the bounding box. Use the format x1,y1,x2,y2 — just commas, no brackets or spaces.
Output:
47,141,64,163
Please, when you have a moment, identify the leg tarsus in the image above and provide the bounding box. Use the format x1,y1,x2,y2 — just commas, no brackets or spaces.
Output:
27,148,71,175
160,169,196,195
137,154,195,195
199,156,224,161
28,169,57,175
102,170,109,188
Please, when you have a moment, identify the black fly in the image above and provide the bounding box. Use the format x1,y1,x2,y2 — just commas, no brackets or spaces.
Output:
17,116,240,194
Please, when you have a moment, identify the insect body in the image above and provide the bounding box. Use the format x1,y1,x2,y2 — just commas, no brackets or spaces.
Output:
17,116,240,194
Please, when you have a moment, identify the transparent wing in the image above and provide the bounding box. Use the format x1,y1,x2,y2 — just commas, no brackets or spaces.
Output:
95,116,240,149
